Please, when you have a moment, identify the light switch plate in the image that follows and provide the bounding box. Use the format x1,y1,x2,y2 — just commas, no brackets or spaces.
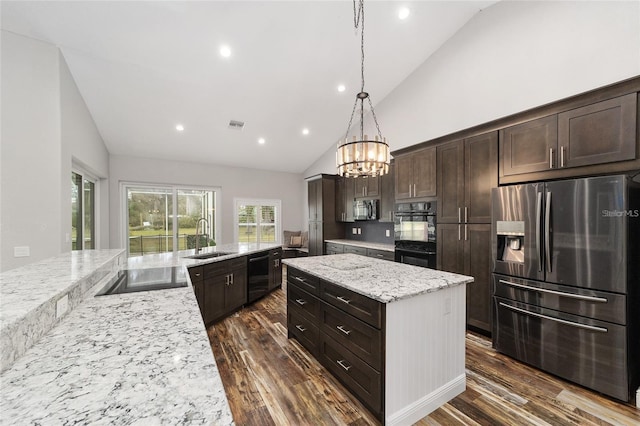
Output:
385,230,390,237
56,294,69,319
352,228,357,235
357,228,362,235
14,246,30,257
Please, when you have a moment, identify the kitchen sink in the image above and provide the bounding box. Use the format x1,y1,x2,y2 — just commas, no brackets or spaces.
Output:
183,251,235,260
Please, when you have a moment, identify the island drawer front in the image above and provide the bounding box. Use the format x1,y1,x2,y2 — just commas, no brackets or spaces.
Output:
343,245,367,255
287,267,320,295
188,266,204,284
366,248,394,261
288,307,319,354
321,281,383,329
319,333,382,415
287,283,321,323
320,303,382,371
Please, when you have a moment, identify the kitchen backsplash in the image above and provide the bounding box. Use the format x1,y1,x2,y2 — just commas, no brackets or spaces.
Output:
345,221,394,244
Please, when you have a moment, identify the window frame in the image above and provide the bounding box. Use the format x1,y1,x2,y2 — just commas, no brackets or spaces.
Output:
120,182,221,257
234,198,282,244
71,167,99,250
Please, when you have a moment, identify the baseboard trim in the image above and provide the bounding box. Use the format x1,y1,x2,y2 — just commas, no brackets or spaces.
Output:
385,374,466,426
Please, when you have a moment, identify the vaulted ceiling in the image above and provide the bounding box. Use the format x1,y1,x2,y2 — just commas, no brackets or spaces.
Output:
1,1,497,173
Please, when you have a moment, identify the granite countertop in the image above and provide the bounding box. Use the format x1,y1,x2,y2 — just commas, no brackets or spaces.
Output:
0,242,281,425
283,253,473,304
324,239,395,252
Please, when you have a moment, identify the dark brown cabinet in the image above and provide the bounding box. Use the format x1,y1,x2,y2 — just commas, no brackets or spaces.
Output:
437,223,492,333
379,162,395,222
354,176,379,198
287,266,385,420
335,177,355,222
269,248,282,290
308,175,344,255
437,132,497,224
500,93,637,180
189,256,247,325
394,147,436,200
558,93,637,168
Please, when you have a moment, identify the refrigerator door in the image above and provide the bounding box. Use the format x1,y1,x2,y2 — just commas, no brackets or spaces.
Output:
492,183,544,281
545,175,627,293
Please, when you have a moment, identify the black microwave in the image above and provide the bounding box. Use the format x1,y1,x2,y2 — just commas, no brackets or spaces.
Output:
354,199,378,221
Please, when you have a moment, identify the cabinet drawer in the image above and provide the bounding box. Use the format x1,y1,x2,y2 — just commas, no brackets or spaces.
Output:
188,266,204,284
319,333,382,415
288,306,319,355
366,248,394,261
287,283,321,323
287,267,320,296
203,260,228,279
320,303,382,370
343,245,367,255
321,281,383,329
229,256,247,270
325,243,344,254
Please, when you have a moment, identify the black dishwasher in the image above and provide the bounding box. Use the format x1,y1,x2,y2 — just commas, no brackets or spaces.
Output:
247,252,270,303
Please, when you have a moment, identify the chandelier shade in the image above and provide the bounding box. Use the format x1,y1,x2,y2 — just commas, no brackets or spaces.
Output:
336,0,390,178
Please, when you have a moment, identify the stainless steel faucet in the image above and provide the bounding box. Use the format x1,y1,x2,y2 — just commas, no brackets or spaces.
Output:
194,218,209,253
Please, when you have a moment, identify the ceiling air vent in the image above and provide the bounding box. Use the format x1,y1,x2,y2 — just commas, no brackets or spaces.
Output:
228,120,245,130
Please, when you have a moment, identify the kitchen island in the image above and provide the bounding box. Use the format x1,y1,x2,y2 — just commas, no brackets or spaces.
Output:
0,243,280,425
283,254,473,426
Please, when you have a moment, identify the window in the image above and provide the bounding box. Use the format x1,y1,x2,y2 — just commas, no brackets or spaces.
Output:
235,199,281,244
71,171,96,250
123,184,218,257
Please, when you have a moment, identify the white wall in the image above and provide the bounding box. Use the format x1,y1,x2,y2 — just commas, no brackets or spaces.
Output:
303,0,640,176
0,31,111,271
108,155,304,249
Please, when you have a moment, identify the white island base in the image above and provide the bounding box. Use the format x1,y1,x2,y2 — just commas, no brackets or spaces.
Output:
385,283,466,425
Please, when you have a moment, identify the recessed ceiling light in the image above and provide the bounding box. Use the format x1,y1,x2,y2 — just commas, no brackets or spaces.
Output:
302,128,310,135
337,84,346,93
220,45,232,58
175,124,184,132
258,138,266,145
398,7,410,20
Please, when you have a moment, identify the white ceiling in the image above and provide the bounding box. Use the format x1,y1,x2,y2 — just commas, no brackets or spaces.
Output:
1,1,497,174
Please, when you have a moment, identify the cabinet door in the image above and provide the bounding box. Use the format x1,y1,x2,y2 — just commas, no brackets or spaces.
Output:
558,93,637,168
379,163,395,222
308,221,323,256
500,115,558,176
465,132,497,224
366,176,379,197
436,224,464,273
413,147,437,198
226,266,247,311
269,249,282,290
394,155,413,200
437,140,464,223
192,282,205,318
203,275,226,324
335,177,345,222
463,224,492,333
308,179,321,221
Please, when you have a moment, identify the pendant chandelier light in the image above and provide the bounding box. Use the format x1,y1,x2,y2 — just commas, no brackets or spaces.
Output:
336,0,390,178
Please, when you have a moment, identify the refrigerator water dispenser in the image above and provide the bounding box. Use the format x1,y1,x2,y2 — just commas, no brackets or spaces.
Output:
496,221,525,263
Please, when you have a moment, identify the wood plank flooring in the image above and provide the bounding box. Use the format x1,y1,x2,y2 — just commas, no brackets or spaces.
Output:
207,278,639,426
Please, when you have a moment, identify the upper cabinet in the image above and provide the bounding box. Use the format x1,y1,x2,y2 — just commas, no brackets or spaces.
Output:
500,93,637,181
379,163,395,222
394,147,436,200
335,177,355,222
437,132,498,224
354,176,379,198
308,175,344,255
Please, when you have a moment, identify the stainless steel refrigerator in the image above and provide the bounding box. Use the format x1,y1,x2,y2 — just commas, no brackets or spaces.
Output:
491,174,639,401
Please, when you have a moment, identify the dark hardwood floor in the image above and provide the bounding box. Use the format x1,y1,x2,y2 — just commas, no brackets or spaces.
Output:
208,277,640,426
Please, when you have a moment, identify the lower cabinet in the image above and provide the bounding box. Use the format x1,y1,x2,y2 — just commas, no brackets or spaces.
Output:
269,248,283,290
286,266,385,421
437,223,492,334
324,242,394,261
188,256,247,325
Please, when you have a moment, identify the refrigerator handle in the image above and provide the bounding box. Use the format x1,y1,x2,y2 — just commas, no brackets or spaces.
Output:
545,191,552,273
536,192,543,272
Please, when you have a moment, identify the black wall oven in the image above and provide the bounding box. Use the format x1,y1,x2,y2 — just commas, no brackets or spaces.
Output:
394,201,437,268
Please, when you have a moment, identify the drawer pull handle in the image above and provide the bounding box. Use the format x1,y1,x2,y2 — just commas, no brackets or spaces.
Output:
337,296,351,304
194,273,201,277
295,324,306,332
295,298,307,306
336,325,352,335
293,276,306,283
376,254,384,258
337,359,352,371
